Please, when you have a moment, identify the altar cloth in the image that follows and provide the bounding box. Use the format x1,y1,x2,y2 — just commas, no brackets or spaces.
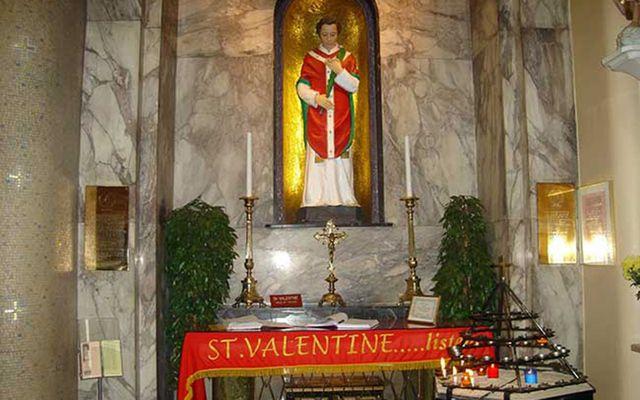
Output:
178,327,493,400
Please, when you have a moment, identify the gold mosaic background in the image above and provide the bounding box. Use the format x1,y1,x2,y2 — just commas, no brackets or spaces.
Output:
282,0,371,222
0,1,85,398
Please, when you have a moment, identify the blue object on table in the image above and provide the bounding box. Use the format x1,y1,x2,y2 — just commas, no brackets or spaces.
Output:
524,368,538,384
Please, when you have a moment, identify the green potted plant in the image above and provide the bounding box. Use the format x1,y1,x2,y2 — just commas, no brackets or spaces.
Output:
164,198,237,389
431,195,496,322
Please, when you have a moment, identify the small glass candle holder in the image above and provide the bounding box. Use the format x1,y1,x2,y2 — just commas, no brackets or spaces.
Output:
487,363,499,379
525,368,538,384
460,373,471,387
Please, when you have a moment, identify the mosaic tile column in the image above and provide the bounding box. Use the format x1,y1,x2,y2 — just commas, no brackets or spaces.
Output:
0,1,85,399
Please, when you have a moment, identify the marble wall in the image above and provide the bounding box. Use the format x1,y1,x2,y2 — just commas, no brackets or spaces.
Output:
78,1,177,399
470,0,581,367
174,0,478,305
74,0,584,397
78,7,140,400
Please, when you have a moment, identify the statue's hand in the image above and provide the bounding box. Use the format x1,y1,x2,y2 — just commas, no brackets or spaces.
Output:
325,58,344,74
315,94,334,110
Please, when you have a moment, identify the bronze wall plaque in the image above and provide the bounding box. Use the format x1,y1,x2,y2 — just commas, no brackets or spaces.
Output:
84,186,129,270
536,183,577,265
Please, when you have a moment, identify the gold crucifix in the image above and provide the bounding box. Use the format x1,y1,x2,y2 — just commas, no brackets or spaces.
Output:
314,220,347,307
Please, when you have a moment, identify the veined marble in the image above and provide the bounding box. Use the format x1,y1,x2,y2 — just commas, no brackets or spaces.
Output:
175,0,477,229
378,0,471,59
88,0,142,21
78,20,140,400
80,22,139,187
471,0,581,368
521,0,569,29
230,226,444,305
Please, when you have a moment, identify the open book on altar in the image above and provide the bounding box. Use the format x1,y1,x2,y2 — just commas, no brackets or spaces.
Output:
223,312,379,331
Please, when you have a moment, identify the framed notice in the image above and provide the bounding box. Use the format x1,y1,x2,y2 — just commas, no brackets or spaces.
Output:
408,296,440,325
536,183,577,265
578,181,616,265
101,340,123,377
80,341,102,379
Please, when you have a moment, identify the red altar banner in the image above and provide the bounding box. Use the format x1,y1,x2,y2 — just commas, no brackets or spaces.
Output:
178,327,492,400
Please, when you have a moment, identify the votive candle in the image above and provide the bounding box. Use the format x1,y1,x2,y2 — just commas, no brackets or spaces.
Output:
487,363,499,379
525,368,538,384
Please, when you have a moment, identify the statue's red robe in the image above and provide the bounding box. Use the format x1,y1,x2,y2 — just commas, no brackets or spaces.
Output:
297,47,359,159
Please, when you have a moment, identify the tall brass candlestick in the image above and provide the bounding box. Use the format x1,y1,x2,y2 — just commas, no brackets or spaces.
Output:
233,196,265,308
398,196,424,304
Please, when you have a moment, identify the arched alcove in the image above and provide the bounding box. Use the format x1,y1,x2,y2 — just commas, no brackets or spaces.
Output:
273,0,384,225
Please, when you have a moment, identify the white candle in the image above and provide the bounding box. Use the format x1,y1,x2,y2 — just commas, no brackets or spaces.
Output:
404,135,413,197
440,357,447,378
84,319,90,342
246,132,253,197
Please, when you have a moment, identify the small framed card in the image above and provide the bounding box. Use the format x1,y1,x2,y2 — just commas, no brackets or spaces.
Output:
101,340,123,377
408,296,440,325
80,341,102,379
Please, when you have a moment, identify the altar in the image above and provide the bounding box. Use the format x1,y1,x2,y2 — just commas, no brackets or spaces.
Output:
177,307,493,400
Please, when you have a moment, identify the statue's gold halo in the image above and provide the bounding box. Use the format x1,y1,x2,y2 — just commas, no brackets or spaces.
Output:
282,0,371,223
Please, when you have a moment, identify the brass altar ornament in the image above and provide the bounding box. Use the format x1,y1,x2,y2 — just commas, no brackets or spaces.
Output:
398,196,425,304
314,220,347,307
233,196,266,308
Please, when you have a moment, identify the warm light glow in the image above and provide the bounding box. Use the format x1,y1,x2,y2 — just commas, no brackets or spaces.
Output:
548,233,574,264
272,251,293,271
583,233,613,264
440,357,447,378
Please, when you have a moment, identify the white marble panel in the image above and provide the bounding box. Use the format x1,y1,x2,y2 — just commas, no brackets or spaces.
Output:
178,0,273,58
229,225,443,306
521,0,569,29
533,266,583,368
524,28,576,183
80,22,140,187
88,0,142,21
173,55,274,225
78,20,140,400
522,22,581,368
381,58,477,226
379,0,471,59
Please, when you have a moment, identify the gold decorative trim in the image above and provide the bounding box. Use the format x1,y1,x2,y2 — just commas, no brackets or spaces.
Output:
182,359,440,400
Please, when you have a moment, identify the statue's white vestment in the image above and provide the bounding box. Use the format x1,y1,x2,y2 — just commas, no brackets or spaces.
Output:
296,44,360,207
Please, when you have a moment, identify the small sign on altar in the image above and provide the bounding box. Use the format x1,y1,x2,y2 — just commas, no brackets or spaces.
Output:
269,294,303,308
408,295,440,325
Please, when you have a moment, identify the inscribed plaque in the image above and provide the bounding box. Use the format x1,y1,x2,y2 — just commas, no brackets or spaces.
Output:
84,186,129,270
579,181,615,265
536,183,577,265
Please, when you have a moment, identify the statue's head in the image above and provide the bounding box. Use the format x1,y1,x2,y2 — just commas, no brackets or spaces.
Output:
316,16,341,49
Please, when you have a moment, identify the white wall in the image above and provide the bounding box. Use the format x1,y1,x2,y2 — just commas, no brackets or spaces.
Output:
571,1,640,398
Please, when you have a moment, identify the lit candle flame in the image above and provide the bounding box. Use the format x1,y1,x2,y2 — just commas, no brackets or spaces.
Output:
467,369,475,387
